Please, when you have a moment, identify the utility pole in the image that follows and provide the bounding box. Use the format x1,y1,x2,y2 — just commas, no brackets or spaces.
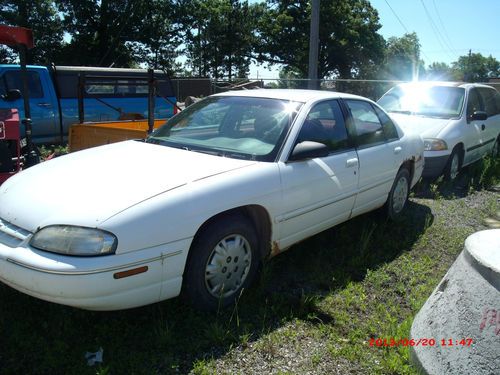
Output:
308,0,320,89
466,49,472,82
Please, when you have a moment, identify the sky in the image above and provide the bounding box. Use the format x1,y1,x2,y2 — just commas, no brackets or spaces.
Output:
249,0,500,79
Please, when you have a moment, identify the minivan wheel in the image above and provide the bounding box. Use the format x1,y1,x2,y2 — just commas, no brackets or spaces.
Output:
444,148,461,181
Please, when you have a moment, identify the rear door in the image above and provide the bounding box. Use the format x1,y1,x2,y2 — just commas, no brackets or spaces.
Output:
277,99,358,249
343,99,403,217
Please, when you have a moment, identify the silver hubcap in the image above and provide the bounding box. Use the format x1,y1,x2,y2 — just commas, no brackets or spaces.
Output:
450,153,460,179
204,234,251,298
392,176,409,214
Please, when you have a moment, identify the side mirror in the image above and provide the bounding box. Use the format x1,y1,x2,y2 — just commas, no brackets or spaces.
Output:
288,141,330,161
470,110,488,121
1,89,22,101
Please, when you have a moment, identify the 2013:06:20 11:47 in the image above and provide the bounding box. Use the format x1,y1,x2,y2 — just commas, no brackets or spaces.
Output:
368,337,474,347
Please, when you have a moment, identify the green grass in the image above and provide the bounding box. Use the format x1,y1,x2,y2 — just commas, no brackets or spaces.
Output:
0,160,498,374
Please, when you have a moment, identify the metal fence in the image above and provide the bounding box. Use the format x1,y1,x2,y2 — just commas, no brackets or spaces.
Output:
172,77,500,103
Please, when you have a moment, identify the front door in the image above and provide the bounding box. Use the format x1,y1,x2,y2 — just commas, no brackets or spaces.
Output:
0,69,58,143
277,100,358,249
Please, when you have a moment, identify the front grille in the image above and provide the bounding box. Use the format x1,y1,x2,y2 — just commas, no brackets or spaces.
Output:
0,218,31,248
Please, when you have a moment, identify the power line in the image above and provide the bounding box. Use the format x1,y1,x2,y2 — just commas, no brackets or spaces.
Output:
432,0,456,53
383,0,409,33
419,0,455,61
383,0,431,62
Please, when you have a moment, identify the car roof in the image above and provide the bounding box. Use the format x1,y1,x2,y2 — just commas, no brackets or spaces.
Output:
212,89,367,103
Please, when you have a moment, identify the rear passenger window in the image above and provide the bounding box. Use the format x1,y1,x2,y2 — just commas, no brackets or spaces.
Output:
345,100,385,147
373,104,399,140
299,100,350,152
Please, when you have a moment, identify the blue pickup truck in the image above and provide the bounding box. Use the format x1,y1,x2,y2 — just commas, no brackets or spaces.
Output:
0,65,177,144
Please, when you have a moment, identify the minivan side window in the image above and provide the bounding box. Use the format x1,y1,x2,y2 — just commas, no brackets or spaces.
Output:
466,88,483,121
298,100,350,152
345,99,385,147
478,88,500,116
0,71,44,98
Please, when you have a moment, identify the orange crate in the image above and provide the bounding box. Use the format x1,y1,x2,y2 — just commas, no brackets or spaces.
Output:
69,119,166,152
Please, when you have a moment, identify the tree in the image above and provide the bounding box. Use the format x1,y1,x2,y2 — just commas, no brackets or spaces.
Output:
425,62,452,81
183,0,262,79
56,0,152,67
451,52,500,82
127,0,184,74
382,32,424,81
256,0,385,79
0,0,64,64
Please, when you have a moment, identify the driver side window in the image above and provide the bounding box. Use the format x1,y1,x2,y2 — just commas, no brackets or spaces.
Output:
0,70,44,98
466,89,483,120
297,100,350,152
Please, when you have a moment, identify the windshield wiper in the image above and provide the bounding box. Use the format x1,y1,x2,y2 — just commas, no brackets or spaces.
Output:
389,110,412,115
415,113,453,119
192,149,222,156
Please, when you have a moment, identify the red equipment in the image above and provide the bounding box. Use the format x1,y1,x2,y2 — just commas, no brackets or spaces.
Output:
0,109,22,184
0,25,34,48
0,24,38,184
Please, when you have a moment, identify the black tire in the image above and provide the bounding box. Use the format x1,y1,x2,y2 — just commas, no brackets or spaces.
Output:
386,168,410,220
444,147,462,181
182,215,259,311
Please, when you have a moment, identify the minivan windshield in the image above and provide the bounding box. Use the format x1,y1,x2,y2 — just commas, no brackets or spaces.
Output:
378,84,465,119
147,96,302,161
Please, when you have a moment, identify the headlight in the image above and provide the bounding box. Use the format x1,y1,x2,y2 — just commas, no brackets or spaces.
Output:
423,138,448,151
30,226,117,256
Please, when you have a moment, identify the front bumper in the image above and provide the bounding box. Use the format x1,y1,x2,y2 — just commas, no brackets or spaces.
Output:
422,151,451,179
0,221,190,310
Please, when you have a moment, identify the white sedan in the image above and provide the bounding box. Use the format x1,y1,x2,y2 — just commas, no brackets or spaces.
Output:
0,90,424,311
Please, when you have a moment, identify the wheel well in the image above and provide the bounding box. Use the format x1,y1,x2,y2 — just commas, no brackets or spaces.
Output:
400,159,415,183
190,205,272,262
449,143,465,167
453,142,464,157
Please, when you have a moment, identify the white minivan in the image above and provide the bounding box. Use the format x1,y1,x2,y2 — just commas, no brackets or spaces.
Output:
378,82,500,179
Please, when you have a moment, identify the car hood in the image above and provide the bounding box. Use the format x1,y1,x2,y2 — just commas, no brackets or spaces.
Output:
0,141,256,231
388,113,452,138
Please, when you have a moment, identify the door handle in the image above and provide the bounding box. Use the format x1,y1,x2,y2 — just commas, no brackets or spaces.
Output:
37,102,52,108
346,158,358,168
394,146,402,154
481,124,486,131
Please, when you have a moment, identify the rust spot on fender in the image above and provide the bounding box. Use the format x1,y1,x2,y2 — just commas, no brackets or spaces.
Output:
270,241,281,258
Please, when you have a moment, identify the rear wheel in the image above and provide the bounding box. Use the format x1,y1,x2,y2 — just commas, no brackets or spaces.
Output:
182,215,259,311
444,148,461,181
386,168,410,220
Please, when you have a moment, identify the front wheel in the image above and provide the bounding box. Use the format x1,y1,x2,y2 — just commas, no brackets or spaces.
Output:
386,168,410,220
182,215,260,311
444,148,461,181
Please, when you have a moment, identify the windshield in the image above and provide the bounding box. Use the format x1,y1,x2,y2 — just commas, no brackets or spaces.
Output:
147,96,302,161
378,84,465,119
